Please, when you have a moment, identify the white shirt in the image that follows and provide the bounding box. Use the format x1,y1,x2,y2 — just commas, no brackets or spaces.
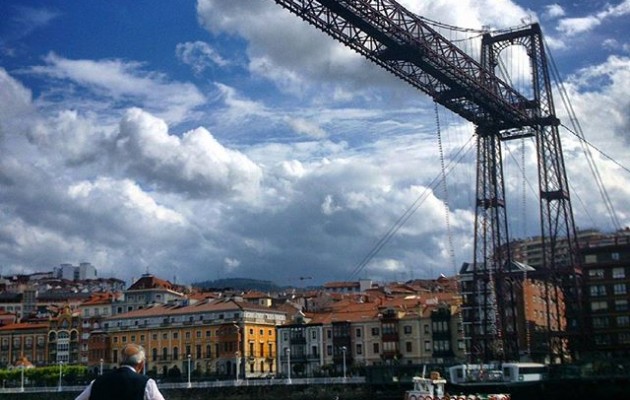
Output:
74,366,165,400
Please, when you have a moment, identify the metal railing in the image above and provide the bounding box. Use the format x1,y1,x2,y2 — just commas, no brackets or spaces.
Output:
0,376,365,394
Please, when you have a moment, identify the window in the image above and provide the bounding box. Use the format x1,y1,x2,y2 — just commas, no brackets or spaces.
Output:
196,331,201,338
615,299,628,312
311,330,317,340
152,348,158,361
592,317,609,328
595,335,610,345
371,327,380,336
617,316,630,327
589,285,606,297
173,347,179,360
614,283,627,295
403,325,412,334
424,340,431,351
612,252,621,261
619,333,630,344
327,345,333,356
613,267,625,279
327,329,332,339
173,332,179,339
355,328,362,338
372,343,380,354
185,332,191,339
424,325,430,334
405,342,412,352
591,301,608,311
356,344,362,355
588,269,604,279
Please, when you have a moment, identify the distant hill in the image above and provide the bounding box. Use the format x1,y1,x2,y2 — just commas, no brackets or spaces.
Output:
193,278,281,292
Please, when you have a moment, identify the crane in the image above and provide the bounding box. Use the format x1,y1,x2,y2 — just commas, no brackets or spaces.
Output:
271,0,582,363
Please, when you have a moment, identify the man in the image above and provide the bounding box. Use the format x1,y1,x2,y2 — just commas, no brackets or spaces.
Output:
75,344,166,400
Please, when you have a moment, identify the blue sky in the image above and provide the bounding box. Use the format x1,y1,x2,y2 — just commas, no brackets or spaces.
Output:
0,0,628,286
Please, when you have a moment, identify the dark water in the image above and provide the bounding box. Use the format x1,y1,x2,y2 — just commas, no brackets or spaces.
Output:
2,379,628,400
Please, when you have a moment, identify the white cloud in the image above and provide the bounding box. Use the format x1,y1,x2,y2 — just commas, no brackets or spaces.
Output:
556,0,630,36
543,4,565,19
0,68,35,138
176,41,229,75
285,117,327,139
116,108,263,200
28,53,206,123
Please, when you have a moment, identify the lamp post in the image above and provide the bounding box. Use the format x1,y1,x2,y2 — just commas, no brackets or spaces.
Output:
341,346,347,381
99,358,104,375
234,351,240,383
286,348,291,384
57,361,63,392
187,354,192,388
20,365,24,392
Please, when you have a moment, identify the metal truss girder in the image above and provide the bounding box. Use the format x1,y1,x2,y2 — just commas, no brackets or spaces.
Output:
273,0,533,129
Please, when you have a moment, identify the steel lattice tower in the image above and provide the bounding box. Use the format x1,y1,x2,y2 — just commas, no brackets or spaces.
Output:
272,0,583,363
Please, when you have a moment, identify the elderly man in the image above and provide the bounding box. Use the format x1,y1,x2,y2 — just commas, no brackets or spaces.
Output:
75,344,165,400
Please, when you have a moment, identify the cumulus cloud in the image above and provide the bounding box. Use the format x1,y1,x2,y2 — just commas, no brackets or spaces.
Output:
116,108,263,199
0,68,35,138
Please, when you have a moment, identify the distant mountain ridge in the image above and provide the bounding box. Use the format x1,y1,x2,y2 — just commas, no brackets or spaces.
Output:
193,278,281,292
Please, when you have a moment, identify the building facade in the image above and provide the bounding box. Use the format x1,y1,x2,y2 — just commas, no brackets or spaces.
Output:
581,232,630,358
100,298,285,379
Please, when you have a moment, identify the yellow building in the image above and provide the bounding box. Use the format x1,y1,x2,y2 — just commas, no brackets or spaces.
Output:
102,298,286,379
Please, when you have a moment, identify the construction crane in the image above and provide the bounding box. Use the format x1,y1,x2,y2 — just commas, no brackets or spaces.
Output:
272,0,582,363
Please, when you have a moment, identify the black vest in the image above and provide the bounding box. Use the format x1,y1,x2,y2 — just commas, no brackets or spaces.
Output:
89,367,150,400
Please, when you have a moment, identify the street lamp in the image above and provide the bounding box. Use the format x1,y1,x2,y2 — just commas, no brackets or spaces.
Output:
57,361,63,392
20,365,24,392
99,358,104,375
286,348,292,384
341,346,347,381
234,351,240,382
187,354,192,388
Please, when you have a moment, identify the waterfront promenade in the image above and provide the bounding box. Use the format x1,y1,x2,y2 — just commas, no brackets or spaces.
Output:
0,376,370,400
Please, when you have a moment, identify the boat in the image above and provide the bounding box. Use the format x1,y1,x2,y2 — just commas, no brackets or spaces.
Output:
404,370,510,400
447,362,547,387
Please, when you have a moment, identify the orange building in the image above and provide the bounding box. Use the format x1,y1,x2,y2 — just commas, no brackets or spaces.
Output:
0,322,49,368
101,297,286,379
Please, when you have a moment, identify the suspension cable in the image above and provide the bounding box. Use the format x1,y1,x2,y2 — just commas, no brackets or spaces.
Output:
347,133,476,280
545,39,622,231
435,102,457,274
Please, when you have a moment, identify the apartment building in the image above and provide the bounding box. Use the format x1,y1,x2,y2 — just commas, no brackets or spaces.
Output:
277,293,464,378
100,297,286,379
0,322,49,368
581,232,630,357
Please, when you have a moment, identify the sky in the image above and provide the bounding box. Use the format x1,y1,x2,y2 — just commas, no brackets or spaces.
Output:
0,0,628,287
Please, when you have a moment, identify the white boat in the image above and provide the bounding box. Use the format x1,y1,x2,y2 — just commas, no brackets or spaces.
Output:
447,362,547,386
404,370,510,400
